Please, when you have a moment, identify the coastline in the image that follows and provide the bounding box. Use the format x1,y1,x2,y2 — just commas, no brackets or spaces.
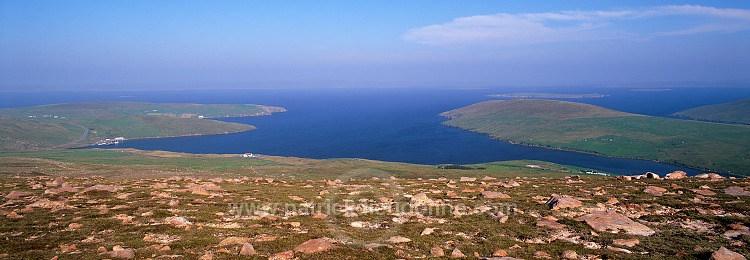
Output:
437,121,736,176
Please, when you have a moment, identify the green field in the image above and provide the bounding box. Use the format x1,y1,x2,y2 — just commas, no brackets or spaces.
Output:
0,102,286,150
673,98,750,124
441,99,750,175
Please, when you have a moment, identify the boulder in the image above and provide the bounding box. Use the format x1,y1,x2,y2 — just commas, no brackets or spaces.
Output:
613,238,639,247
294,238,335,254
724,186,750,196
109,246,134,259
693,189,716,196
430,247,445,257
459,177,476,182
561,250,578,259
387,236,411,244
644,186,667,196
164,216,192,228
576,211,655,236
482,191,511,199
218,237,251,246
239,243,256,255
665,170,687,179
545,195,582,210
269,250,294,260
450,248,466,258
710,247,746,260
411,192,438,206
5,191,33,199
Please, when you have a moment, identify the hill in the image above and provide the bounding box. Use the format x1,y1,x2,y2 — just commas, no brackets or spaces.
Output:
0,102,286,150
673,98,750,124
0,149,747,259
441,99,750,175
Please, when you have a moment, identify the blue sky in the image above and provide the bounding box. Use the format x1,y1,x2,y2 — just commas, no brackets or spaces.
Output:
1,1,749,90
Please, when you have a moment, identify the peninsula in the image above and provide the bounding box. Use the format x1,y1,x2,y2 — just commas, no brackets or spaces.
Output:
0,102,286,150
673,98,750,125
441,99,750,175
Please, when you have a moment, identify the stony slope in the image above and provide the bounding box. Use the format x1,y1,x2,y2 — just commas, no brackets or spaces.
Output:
0,150,748,259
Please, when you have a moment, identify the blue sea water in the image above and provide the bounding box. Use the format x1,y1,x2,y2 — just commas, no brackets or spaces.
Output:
3,86,750,175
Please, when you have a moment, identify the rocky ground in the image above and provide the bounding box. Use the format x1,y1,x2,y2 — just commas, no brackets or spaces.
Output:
1,170,749,259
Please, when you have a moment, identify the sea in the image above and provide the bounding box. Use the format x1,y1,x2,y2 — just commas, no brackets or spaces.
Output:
3,86,750,175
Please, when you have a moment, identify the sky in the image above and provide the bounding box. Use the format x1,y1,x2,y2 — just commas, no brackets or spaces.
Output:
1,0,750,90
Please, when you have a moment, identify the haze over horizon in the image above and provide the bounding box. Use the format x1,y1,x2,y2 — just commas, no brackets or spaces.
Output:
1,1,750,91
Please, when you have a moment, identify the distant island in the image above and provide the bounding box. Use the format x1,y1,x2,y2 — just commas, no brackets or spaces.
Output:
673,98,750,125
441,99,750,175
0,102,285,150
489,93,608,99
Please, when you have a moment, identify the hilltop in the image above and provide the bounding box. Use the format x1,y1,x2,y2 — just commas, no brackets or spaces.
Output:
673,98,750,125
0,149,747,259
0,102,285,150
441,99,750,175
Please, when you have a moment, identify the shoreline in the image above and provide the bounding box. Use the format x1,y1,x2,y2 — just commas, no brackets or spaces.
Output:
437,122,740,177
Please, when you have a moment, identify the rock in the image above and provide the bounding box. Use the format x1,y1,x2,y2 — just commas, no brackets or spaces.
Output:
269,250,294,260
450,248,466,258
411,192,437,206
707,173,724,180
6,212,22,219
218,237,251,246
5,191,33,199
109,246,135,259
695,173,710,178
152,183,169,189
67,223,82,230
665,170,687,179
612,238,639,247
45,184,78,195
533,251,552,259
607,246,633,254
430,247,445,257
167,200,179,207
294,238,335,254
491,212,509,223
576,211,656,236
239,243,256,256
493,249,508,257
460,177,476,182
421,227,434,236
482,191,511,199
199,253,213,260
617,176,632,181
97,246,107,253
693,189,716,196
710,247,746,260
644,186,667,196
394,249,411,258
561,250,578,259
606,197,619,204
312,212,328,219
645,172,660,179
545,195,582,210
725,186,750,196
83,185,123,193
164,216,192,228
536,220,566,230
387,236,411,244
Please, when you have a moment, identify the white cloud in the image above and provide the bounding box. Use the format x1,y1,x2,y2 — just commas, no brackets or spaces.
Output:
403,5,750,46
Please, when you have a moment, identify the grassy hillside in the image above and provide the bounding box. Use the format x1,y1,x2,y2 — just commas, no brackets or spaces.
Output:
441,99,750,175
673,98,750,124
0,102,286,150
0,149,597,179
